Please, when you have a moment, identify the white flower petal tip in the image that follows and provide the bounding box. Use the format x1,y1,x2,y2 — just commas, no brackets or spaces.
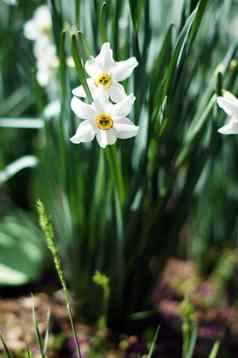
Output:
70,121,95,144
70,97,95,120
114,118,139,139
111,57,138,82
113,94,136,117
218,120,238,135
217,95,238,117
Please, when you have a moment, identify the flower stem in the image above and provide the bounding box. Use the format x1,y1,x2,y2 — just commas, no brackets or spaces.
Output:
105,146,125,208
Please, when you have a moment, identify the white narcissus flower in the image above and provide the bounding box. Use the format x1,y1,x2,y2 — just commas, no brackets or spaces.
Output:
217,92,238,134
70,94,139,148
35,43,59,87
72,42,138,103
24,5,52,42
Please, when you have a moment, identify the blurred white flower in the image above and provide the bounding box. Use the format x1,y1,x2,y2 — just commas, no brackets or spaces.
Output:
44,100,60,118
217,92,238,134
24,5,52,42
36,43,59,87
72,42,138,103
70,94,139,148
3,0,17,5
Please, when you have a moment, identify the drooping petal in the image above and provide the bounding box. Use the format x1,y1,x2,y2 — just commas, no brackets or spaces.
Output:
24,19,38,40
112,94,135,117
72,79,96,98
71,97,96,120
114,118,139,139
218,118,238,135
109,81,126,103
96,129,117,148
111,57,138,82
85,57,101,78
70,120,95,143
217,96,238,117
95,42,115,71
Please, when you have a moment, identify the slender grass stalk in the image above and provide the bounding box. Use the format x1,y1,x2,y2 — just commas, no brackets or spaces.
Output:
32,300,46,358
209,341,220,358
147,326,160,358
93,271,110,330
71,32,93,103
25,350,33,358
99,1,108,43
36,200,82,358
43,309,51,356
105,146,125,208
0,334,13,358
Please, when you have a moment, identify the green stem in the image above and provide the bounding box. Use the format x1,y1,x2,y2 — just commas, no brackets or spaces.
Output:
105,146,125,208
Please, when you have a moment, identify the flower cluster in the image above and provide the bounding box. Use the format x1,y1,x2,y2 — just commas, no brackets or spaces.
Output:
24,5,58,90
70,43,139,148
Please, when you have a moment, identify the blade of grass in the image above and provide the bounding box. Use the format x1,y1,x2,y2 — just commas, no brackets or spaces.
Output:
147,326,160,358
99,1,108,43
185,325,197,358
0,334,13,358
36,200,82,358
0,156,38,185
43,309,51,356
209,341,220,358
32,299,46,358
0,118,44,129
71,31,93,103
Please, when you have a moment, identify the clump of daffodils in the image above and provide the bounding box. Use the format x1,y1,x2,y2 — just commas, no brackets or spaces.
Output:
24,5,58,90
217,91,238,134
70,43,139,148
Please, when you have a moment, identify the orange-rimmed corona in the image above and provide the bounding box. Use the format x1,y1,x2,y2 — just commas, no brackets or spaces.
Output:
96,113,113,130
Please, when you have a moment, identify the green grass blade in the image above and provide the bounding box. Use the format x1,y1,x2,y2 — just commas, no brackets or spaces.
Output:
0,156,38,185
0,334,13,358
0,118,44,129
208,341,220,358
43,309,51,355
185,325,198,358
71,32,93,103
32,300,46,358
147,326,160,358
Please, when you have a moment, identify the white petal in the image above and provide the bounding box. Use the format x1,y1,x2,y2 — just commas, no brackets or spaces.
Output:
114,118,139,139
37,69,50,87
24,19,38,40
35,5,52,29
109,81,126,103
95,42,115,71
218,119,238,135
92,94,112,114
111,57,138,82
71,97,96,120
85,57,101,78
70,120,95,143
217,96,238,117
96,129,117,148
44,100,60,118
112,94,135,117
72,79,96,98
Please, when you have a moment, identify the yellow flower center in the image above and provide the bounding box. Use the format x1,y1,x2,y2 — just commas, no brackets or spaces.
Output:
95,72,112,89
96,113,113,130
